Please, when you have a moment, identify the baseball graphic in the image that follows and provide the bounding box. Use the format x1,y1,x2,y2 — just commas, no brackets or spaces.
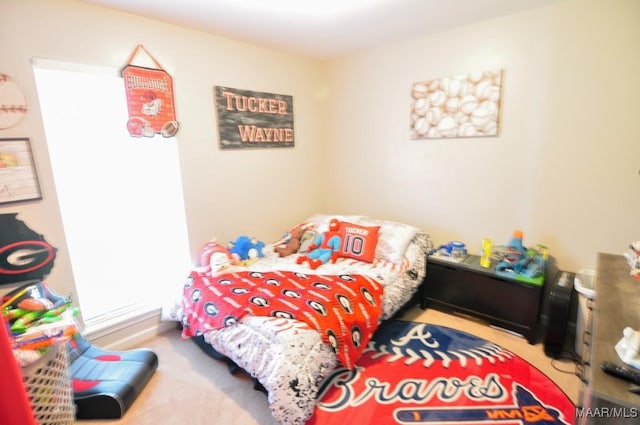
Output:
0,73,28,130
411,69,503,139
309,320,575,424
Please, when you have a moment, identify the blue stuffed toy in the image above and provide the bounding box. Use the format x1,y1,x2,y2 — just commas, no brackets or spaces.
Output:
228,236,265,266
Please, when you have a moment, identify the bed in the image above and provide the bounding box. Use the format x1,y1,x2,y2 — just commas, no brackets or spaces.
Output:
169,214,431,425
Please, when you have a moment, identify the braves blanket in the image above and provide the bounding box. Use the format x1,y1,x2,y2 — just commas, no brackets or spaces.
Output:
181,269,384,369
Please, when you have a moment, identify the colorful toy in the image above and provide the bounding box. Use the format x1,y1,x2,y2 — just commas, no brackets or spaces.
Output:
210,243,239,275
1,281,79,352
195,240,241,275
480,238,492,268
433,241,467,261
494,230,547,278
274,223,311,257
197,239,220,268
296,219,342,269
228,236,265,266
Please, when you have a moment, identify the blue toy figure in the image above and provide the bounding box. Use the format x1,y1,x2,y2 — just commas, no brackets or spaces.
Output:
296,219,342,269
228,236,265,266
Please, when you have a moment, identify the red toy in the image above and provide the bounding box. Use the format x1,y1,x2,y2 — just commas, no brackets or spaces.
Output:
296,219,342,269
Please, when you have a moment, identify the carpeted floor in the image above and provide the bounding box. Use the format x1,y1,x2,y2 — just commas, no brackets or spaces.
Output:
75,306,581,425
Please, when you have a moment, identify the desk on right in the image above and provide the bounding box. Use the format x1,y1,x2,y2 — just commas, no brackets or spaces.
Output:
579,253,640,423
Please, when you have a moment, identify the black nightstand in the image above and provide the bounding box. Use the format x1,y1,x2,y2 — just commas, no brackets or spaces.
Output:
424,254,545,344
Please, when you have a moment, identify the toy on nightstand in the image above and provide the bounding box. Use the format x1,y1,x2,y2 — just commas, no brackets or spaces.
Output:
494,230,547,278
432,241,468,262
480,238,493,268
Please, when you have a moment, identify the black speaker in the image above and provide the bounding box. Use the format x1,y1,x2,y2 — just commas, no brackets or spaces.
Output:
544,270,577,358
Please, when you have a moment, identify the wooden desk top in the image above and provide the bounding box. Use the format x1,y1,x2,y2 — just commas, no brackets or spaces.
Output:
588,253,640,408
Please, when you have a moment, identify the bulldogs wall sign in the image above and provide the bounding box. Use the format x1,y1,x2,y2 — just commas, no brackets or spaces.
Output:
121,45,179,138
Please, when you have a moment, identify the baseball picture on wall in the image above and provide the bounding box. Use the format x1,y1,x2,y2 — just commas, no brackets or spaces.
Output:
0,138,42,204
410,69,503,139
0,74,28,130
214,86,294,150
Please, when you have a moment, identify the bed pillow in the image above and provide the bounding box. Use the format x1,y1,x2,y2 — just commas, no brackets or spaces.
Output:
360,218,420,264
304,214,365,229
335,222,380,263
295,214,365,254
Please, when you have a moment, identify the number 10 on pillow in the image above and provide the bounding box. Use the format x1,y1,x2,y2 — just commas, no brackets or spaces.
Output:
337,222,380,263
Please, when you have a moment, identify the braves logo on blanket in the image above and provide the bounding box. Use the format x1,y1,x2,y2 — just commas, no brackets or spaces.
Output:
308,320,575,425
181,269,384,369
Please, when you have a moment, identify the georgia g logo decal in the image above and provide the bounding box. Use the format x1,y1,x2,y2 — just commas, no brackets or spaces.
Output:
0,214,57,284
0,240,56,279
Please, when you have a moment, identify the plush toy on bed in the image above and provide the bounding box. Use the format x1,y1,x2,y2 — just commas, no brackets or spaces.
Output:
273,223,311,257
296,219,342,269
228,235,265,266
197,240,241,275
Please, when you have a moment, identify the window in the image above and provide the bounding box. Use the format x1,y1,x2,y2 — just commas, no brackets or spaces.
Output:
32,59,190,327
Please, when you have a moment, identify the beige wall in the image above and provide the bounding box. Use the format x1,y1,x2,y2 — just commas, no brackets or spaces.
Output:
324,0,640,272
0,0,638,308
0,0,327,306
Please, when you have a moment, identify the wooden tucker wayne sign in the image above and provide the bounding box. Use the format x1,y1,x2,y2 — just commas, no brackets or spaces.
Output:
214,86,294,149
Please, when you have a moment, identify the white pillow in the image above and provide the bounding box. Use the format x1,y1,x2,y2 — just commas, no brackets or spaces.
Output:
359,217,420,264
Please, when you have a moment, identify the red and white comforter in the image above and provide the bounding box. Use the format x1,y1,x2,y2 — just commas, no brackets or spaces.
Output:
170,227,430,425
181,269,383,369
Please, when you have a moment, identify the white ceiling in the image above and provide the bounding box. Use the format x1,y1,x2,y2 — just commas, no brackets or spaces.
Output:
80,0,563,59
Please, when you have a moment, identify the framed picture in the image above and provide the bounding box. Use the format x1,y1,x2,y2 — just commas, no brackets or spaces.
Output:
0,138,42,204
410,69,503,139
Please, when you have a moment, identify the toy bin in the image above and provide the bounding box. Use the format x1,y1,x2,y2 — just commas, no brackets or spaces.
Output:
21,343,75,425
574,269,596,361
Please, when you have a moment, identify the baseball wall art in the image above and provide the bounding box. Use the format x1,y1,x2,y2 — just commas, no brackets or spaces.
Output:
0,74,28,130
410,69,503,139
